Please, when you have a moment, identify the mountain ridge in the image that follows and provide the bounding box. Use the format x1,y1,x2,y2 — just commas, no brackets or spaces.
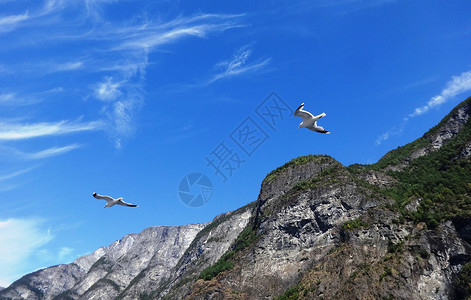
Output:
2,96,471,300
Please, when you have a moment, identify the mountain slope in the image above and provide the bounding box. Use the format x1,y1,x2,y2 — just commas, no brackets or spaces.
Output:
2,96,471,300
0,224,206,300
181,96,471,299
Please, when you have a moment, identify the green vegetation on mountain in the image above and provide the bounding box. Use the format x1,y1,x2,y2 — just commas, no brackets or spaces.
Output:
377,99,471,227
263,154,333,183
457,262,471,298
199,223,259,280
374,96,471,170
343,217,369,230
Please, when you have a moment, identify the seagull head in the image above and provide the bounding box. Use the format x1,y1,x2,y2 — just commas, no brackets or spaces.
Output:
297,123,302,129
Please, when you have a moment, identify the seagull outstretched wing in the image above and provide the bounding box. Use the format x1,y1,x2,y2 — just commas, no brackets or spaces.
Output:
116,198,138,207
294,103,314,123
93,192,114,203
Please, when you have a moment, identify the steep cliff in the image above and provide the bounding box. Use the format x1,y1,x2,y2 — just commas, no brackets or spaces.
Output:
183,96,471,299
2,96,471,300
0,224,206,300
120,202,253,300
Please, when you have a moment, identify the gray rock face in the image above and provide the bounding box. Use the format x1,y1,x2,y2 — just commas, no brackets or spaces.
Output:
0,224,206,300
121,204,253,299
429,103,471,150
185,158,471,299
186,157,386,299
458,141,471,159
251,165,377,297
0,263,85,300
358,170,396,188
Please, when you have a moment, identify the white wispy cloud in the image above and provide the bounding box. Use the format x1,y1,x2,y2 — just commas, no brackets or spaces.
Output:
87,13,244,148
409,70,471,118
36,246,77,265
0,12,29,33
0,167,37,194
0,93,15,104
0,5,245,149
0,92,40,106
0,168,34,195
118,25,222,51
375,125,404,146
0,218,53,287
376,70,471,145
92,76,143,148
0,120,103,140
114,14,244,52
58,246,74,260
107,89,143,149
208,58,271,84
41,0,67,15
94,77,122,101
52,61,84,72
215,44,252,71
0,167,36,182
16,144,81,160
207,45,271,85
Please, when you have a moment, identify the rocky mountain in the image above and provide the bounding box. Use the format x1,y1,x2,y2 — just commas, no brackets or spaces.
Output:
2,96,471,300
0,224,207,300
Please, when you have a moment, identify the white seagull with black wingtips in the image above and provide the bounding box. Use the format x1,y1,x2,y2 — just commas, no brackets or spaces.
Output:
294,102,330,134
93,192,138,208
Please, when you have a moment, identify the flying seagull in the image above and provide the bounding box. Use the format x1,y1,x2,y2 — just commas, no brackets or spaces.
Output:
93,192,138,208
294,102,330,134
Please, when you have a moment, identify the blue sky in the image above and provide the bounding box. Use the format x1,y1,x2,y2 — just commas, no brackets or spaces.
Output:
1,0,471,287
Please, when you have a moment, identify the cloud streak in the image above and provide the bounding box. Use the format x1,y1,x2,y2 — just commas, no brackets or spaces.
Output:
0,92,41,107
207,44,271,85
409,70,471,118
375,125,404,146
0,12,29,33
113,14,245,52
0,4,248,151
0,120,103,140
0,218,53,287
0,167,36,194
376,70,471,145
0,167,36,182
86,13,245,148
19,144,81,160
